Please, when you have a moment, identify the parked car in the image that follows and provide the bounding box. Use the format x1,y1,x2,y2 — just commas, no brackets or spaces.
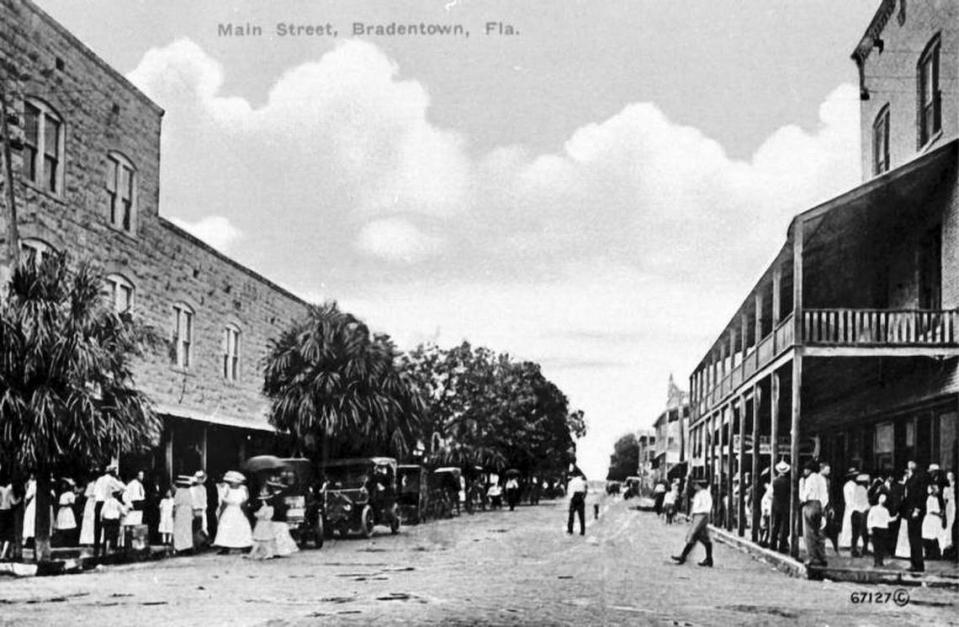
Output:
397,464,429,524
323,457,401,538
429,467,462,518
623,476,642,499
241,456,324,548
605,480,622,495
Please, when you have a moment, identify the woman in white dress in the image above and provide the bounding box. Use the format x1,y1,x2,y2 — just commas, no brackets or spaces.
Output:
78,479,97,546
269,481,299,557
54,480,77,546
922,483,946,559
213,471,252,554
941,472,956,556
21,475,36,543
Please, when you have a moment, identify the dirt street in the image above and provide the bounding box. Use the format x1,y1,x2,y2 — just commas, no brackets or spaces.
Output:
1,497,956,626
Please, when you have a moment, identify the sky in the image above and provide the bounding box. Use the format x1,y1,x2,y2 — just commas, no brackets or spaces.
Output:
36,0,880,478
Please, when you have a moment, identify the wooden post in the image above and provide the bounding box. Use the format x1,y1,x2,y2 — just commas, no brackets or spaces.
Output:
729,329,737,368
716,412,723,521
772,263,782,325
164,421,174,486
726,404,735,531
756,290,765,344
751,385,762,542
201,424,209,472
770,371,780,472
738,396,747,537
789,220,804,560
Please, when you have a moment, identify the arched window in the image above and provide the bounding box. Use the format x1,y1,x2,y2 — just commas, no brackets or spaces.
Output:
22,98,64,194
19,237,57,266
172,303,194,369
106,152,137,233
222,324,241,381
873,105,890,175
918,34,941,148
105,274,135,312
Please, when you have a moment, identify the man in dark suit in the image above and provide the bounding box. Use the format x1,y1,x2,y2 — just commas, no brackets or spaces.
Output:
770,461,791,554
883,472,904,559
901,460,927,573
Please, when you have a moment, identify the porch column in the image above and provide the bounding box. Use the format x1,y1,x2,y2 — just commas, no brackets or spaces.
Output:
755,290,765,344
726,404,735,531
741,311,749,358
738,395,747,537
789,354,803,559
716,412,723,521
164,424,174,486
751,385,762,542
729,329,737,368
770,370,780,471
201,424,209,472
772,264,782,325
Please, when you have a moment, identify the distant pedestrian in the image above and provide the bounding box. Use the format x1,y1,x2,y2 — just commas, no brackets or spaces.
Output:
758,480,772,547
799,459,828,568
653,481,667,517
663,484,679,525
770,461,790,553
487,483,503,509
566,472,587,536
247,488,276,560
671,479,713,567
100,489,127,555
505,477,520,511
158,488,174,545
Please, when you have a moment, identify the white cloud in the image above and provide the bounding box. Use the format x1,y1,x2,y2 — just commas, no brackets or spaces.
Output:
168,215,243,252
127,39,862,477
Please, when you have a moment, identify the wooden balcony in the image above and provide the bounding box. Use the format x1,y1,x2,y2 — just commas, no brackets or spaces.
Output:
803,308,959,347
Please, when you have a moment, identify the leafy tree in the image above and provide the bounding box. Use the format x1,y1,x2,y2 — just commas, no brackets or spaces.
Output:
606,432,640,482
263,302,422,463
0,254,160,561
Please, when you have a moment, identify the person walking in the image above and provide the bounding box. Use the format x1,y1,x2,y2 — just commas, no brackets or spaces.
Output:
770,461,791,553
799,459,828,568
671,479,714,567
566,471,587,535
902,460,927,572
663,483,679,525
505,476,520,512
653,481,667,517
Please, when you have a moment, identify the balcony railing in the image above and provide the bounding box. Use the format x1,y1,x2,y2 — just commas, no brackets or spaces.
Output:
803,308,959,346
697,308,959,414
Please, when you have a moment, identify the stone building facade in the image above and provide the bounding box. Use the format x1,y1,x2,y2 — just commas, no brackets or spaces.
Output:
0,0,310,485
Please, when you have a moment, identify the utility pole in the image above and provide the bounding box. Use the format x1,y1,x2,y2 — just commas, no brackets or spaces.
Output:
0,68,20,270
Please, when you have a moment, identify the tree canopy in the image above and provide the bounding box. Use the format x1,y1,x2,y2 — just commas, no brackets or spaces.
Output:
606,432,640,481
262,302,423,461
0,254,160,560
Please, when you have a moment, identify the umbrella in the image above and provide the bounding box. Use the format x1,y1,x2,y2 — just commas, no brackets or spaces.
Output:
505,468,520,477
241,455,287,474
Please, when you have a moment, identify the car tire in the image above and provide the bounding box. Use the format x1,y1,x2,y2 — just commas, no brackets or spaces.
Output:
360,505,374,539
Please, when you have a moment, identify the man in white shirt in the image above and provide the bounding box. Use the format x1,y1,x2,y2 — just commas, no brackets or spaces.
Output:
799,459,829,567
92,465,123,557
849,473,871,558
566,472,588,535
671,478,714,567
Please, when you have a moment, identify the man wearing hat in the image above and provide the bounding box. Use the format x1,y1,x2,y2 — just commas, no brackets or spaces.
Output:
191,471,209,549
846,471,871,557
799,459,829,567
671,478,714,567
91,465,123,557
770,461,791,554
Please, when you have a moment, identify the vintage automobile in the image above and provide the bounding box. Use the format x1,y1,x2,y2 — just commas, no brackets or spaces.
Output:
396,464,429,525
428,467,463,518
623,476,642,499
605,480,622,495
323,457,401,538
241,456,324,548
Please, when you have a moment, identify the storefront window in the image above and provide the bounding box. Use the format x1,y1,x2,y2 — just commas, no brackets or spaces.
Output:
875,422,894,472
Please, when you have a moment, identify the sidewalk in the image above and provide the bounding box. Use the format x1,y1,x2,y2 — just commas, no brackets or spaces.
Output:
0,544,174,577
709,524,959,589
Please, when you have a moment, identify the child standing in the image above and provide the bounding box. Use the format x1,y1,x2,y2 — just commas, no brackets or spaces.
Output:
100,488,127,555
247,488,276,560
663,484,679,524
867,492,897,567
158,488,174,545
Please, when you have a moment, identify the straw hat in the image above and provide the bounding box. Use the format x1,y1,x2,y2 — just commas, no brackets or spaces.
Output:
929,463,941,472
846,467,859,478
775,461,790,474
194,470,208,483
257,486,272,500
223,470,245,484
175,474,194,487
856,473,870,484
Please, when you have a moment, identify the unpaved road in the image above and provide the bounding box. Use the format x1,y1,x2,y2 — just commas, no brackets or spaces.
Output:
1,497,956,626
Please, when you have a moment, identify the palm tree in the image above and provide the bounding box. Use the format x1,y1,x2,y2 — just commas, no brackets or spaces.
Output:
0,253,160,562
263,302,422,464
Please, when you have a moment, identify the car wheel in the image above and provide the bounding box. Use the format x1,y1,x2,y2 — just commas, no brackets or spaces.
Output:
360,505,374,538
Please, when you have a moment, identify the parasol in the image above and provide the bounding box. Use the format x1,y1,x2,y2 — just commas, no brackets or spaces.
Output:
241,455,287,474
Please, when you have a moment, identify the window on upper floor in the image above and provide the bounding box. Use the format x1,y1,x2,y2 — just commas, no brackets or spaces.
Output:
873,105,890,175
19,238,56,266
918,34,941,148
222,324,240,381
105,274,135,313
22,98,64,195
172,303,194,369
106,152,137,234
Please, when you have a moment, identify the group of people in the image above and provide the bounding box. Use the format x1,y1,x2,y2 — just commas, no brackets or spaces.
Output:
652,480,682,524
758,459,955,572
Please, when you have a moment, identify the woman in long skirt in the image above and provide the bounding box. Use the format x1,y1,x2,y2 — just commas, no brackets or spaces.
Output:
213,472,252,554
173,476,196,553
247,489,276,560
78,479,97,546
270,488,298,557
54,480,77,546
21,475,36,544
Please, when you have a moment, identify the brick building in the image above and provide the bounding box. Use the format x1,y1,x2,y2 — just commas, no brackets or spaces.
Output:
0,0,310,486
687,0,959,557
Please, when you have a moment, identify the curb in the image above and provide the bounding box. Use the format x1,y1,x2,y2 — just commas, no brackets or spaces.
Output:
0,547,174,578
708,525,807,578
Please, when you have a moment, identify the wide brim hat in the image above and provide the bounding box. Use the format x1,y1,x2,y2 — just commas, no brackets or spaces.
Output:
775,461,790,474
175,474,194,486
257,487,272,499
846,467,859,478
929,463,941,472
856,473,870,483
194,471,208,482
60,477,76,487
223,470,245,484
265,480,285,490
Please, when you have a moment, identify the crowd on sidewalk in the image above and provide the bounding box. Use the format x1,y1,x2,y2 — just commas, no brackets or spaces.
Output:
0,465,303,562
